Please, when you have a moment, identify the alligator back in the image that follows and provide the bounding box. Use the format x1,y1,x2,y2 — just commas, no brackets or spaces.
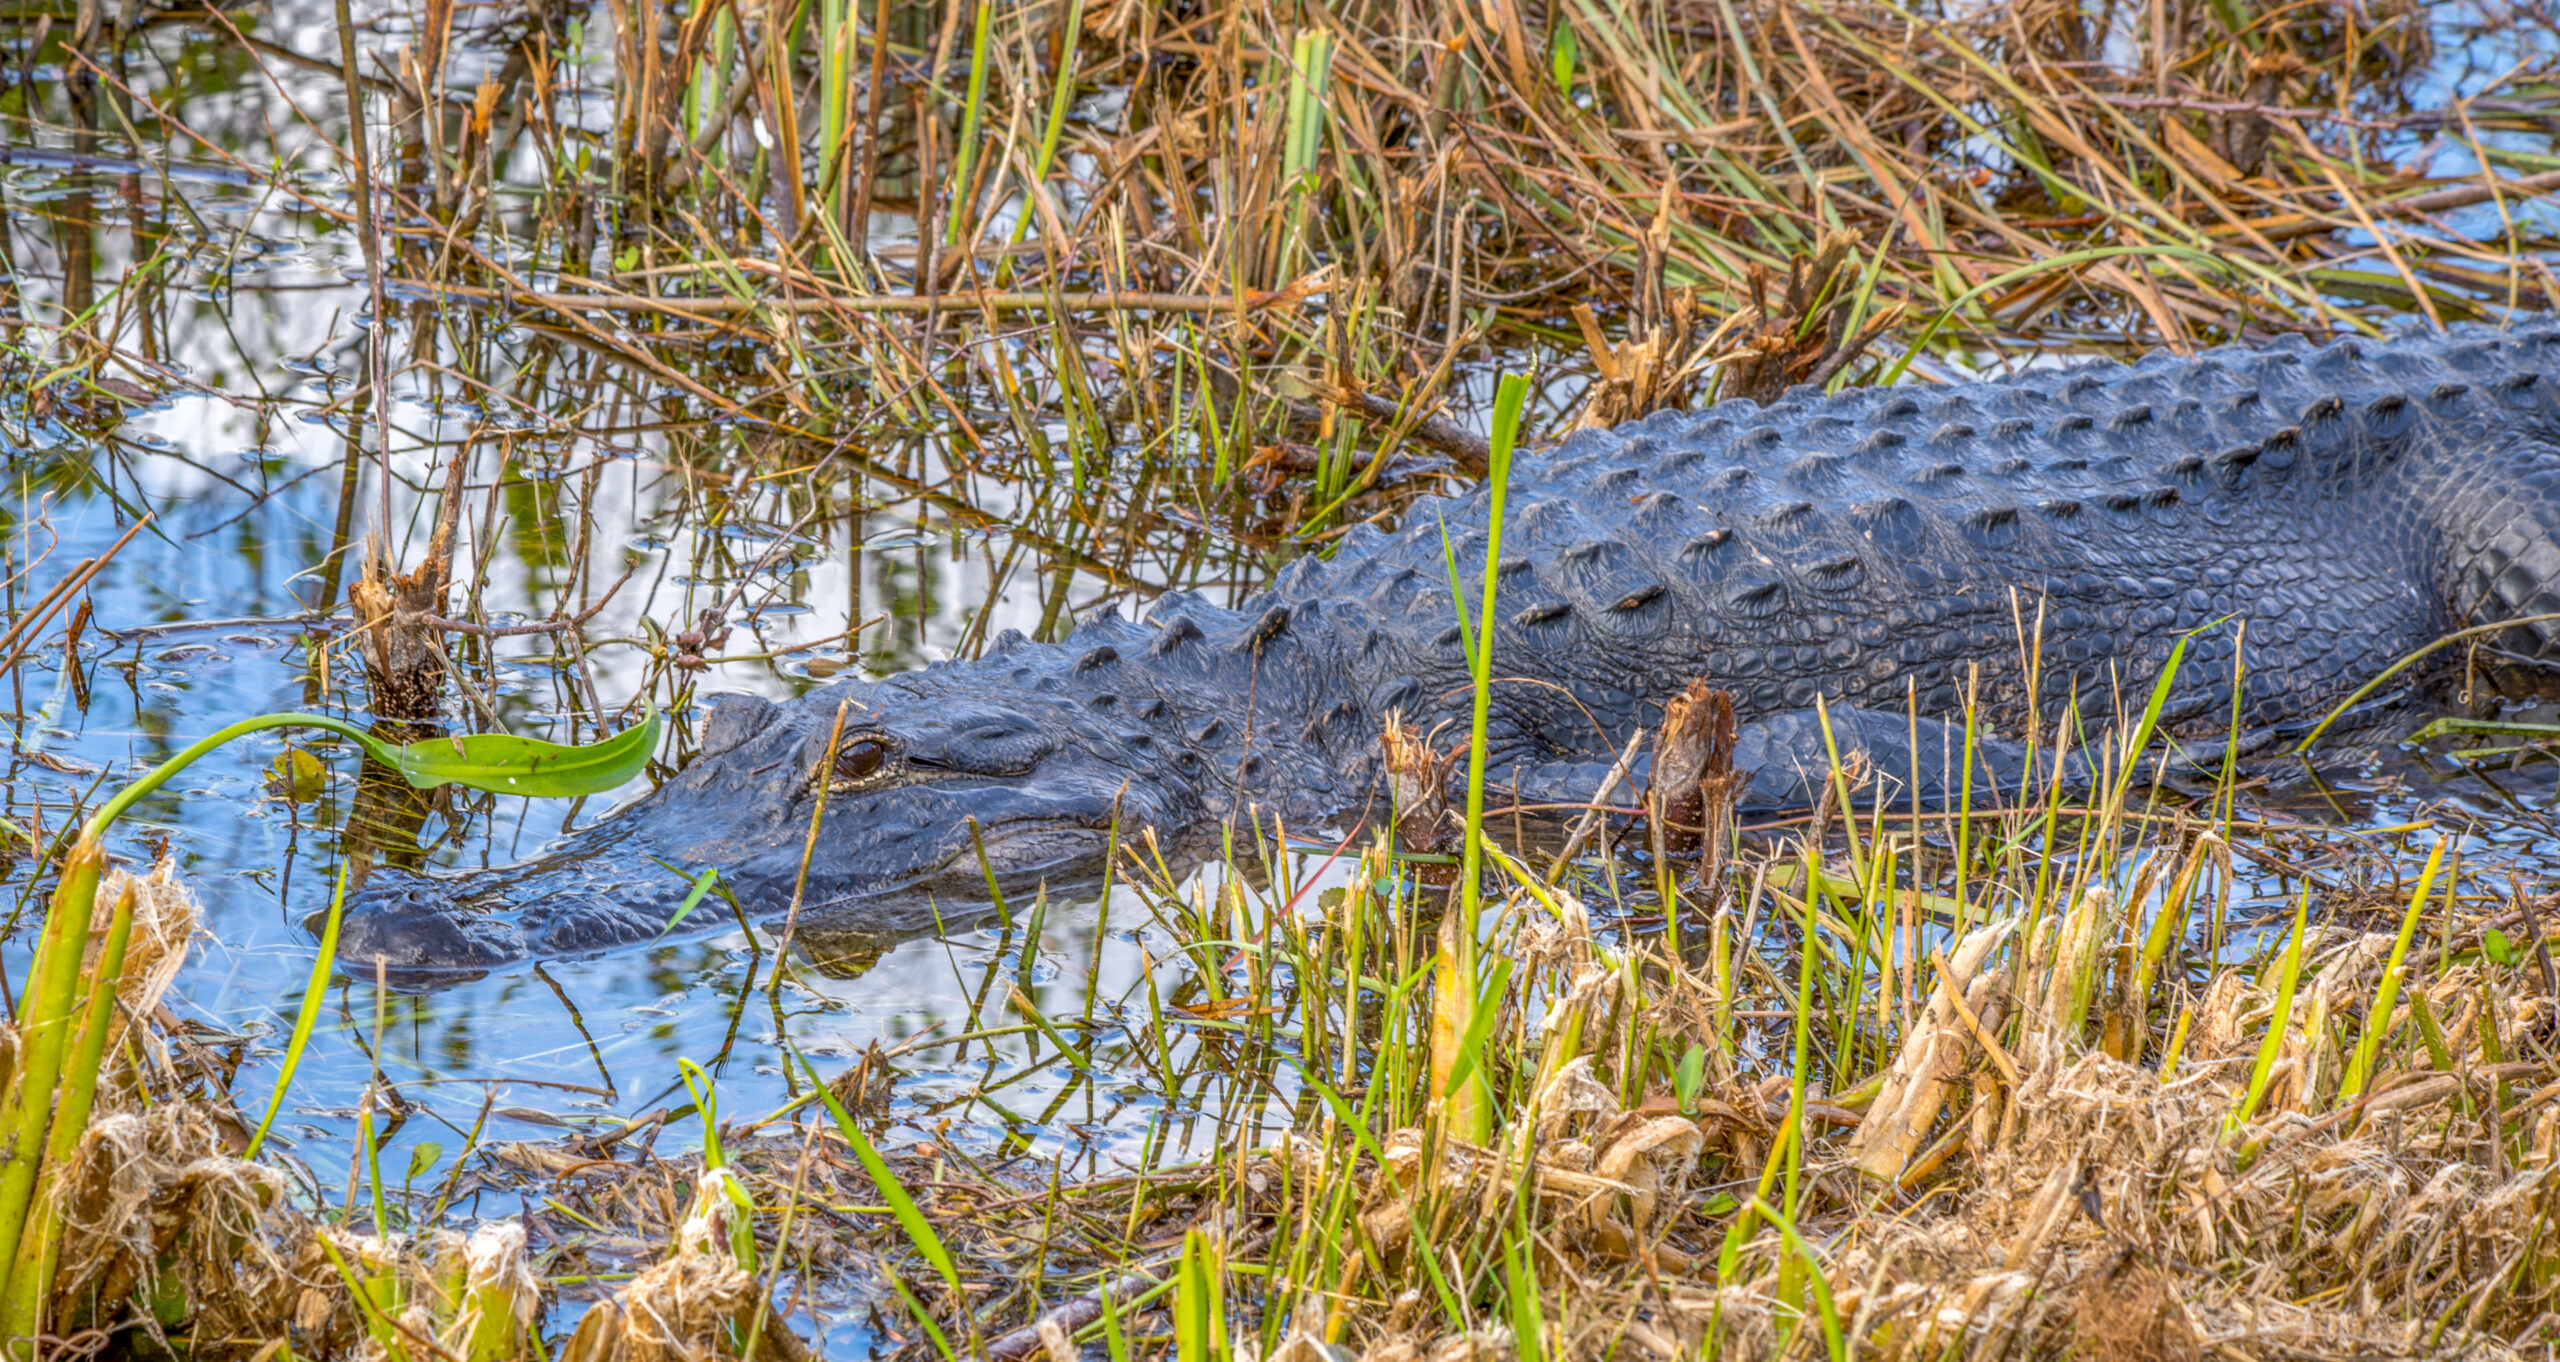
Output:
327,323,2560,969
1245,323,2560,765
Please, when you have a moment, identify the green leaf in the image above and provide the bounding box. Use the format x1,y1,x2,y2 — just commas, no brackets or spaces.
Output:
1548,20,1578,98
269,748,327,802
2486,928,2517,967
91,709,665,842
654,864,723,939
381,710,660,796
1676,1043,1707,1112
405,1141,444,1181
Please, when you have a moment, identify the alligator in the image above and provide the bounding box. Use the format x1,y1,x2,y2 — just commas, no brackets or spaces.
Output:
336,322,2560,969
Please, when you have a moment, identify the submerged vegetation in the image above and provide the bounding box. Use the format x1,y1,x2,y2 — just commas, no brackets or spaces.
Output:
2,0,2560,1352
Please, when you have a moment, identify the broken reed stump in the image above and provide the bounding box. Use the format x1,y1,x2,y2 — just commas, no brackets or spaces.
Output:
1709,231,1905,407
1568,184,1712,432
1382,713,1461,887
1844,919,2016,1183
1566,293,1708,433
349,536,454,722
350,443,470,723
1646,682,1743,906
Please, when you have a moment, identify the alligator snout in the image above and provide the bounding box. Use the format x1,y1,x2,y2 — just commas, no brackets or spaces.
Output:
333,871,526,971
334,828,711,974
329,693,1146,975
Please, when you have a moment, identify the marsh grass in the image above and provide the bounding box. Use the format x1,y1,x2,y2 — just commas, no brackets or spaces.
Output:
5,0,2560,1353
9,648,2560,1359
337,673,2560,1360
18,0,2557,548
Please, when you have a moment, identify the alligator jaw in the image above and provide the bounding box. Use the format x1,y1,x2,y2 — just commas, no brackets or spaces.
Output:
330,776,1131,977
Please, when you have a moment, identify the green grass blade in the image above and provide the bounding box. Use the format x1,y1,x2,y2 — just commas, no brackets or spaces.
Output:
0,873,136,1340
655,865,723,939
2234,894,2311,1134
1748,1197,1848,1362
0,842,104,1308
944,0,994,244
2340,838,2448,1105
246,864,353,1159
799,1050,965,1298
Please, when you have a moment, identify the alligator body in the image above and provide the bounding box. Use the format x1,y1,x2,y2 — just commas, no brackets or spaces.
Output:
338,323,2560,969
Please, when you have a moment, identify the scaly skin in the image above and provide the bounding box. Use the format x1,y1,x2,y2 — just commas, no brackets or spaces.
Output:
337,322,2560,969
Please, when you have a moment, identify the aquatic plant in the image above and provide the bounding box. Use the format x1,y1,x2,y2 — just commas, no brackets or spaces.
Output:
0,710,656,1351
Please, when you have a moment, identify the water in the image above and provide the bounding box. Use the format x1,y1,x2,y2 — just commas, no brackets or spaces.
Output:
6,0,2560,1347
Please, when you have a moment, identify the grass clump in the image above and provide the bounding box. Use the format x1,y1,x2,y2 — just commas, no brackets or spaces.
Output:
665,686,2560,1360
13,690,2557,1360
0,712,653,1354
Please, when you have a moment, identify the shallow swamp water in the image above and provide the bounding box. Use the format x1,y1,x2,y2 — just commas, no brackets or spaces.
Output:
10,0,2560,1349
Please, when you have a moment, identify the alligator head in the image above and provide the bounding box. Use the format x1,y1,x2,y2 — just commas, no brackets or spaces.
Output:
334,665,1191,973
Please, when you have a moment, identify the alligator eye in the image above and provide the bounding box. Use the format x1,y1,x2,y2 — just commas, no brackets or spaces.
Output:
834,739,890,783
